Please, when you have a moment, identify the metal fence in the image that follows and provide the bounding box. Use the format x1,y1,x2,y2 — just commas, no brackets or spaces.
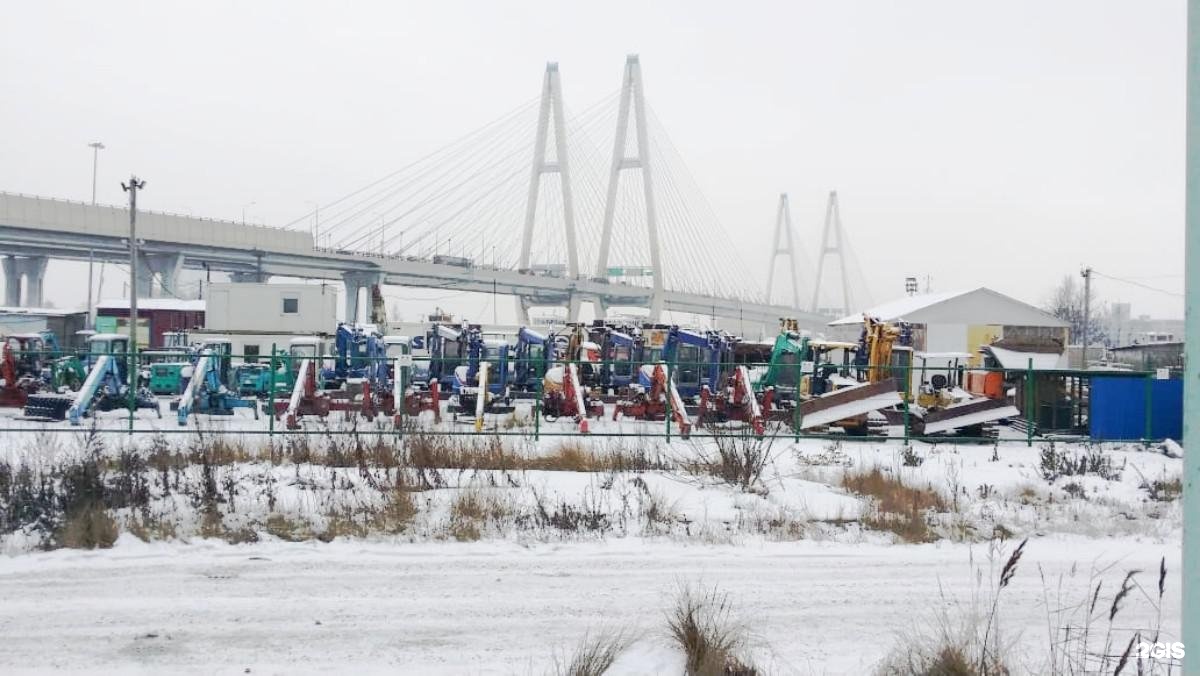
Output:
0,345,1184,445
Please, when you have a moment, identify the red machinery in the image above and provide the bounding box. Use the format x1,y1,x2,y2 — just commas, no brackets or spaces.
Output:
0,340,40,408
273,359,331,430
613,363,692,438
360,378,442,427
696,365,768,436
543,363,603,433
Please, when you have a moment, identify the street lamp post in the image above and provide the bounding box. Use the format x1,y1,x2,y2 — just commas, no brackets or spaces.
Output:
242,201,256,225
88,142,105,205
86,142,105,329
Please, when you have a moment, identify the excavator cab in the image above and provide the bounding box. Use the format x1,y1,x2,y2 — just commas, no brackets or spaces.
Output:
5,334,46,380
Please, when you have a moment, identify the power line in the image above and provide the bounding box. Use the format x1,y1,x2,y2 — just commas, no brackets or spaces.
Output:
1092,270,1185,298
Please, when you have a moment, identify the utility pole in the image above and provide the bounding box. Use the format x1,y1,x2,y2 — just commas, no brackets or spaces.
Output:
87,142,105,329
121,175,145,386
1080,266,1093,367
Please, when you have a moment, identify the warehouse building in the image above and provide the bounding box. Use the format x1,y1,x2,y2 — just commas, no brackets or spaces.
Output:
0,307,88,349
830,287,1069,366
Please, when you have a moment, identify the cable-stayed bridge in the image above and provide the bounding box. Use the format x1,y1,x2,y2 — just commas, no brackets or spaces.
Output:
0,55,864,335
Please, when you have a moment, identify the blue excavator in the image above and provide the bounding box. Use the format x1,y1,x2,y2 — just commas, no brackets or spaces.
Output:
174,343,260,425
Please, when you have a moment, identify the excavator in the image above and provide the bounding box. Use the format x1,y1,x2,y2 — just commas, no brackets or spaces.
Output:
22,334,160,423
613,362,692,437
175,346,260,425
0,339,41,408
513,327,551,393
358,335,442,427
450,325,513,418
542,359,603,432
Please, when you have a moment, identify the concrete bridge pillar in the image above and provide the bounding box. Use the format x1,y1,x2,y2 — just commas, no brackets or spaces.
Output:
21,257,48,307
343,271,383,324
2,256,19,307
138,253,184,297
566,295,581,323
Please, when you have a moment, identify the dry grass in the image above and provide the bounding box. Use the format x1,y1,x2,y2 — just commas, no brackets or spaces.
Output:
57,503,119,549
448,488,511,541
125,512,178,542
666,584,756,676
406,434,667,474
843,467,946,543
682,431,778,491
554,628,631,676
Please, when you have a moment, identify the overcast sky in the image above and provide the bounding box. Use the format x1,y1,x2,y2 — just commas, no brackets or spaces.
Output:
0,0,1186,322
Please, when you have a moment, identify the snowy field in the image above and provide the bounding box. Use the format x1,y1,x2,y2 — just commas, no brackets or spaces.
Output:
0,536,1181,674
0,402,1185,674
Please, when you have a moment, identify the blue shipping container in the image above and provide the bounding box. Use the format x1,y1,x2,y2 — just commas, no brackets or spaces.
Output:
1088,375,1183,441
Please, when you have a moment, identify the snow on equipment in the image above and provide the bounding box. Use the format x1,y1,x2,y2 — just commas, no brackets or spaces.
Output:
904,352,1018,436
542,361,603,433
450,327,513,417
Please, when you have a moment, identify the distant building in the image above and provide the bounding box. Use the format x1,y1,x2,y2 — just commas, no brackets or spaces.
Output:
829,287,1069,367
0,307,88,349
95,298,205,349
204,282,337,334
1108,341,1184,373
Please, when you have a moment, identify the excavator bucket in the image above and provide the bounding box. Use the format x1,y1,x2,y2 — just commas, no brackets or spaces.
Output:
797,379,903,430
917,398,1019,435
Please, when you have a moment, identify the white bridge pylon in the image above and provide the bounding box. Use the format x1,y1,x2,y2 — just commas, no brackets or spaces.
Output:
517,62,581,323
594,55,663,321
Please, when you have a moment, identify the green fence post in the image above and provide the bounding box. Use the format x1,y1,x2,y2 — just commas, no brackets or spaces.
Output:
793,356,802,443
1145,370,1154,443
268,343,276,441
1025,358,1034,448
665,360,673,443
534,363,541,442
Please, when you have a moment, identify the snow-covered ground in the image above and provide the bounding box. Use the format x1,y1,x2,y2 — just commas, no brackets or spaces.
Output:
0,402,1185,674
0,536,1181,675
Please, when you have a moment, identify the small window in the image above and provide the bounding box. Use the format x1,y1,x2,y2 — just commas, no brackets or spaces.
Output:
243,345,261,363
282,298,299,314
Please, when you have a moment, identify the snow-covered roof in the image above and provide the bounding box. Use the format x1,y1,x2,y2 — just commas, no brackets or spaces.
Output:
0,306,85,317
983,345,1067,370
829,287,1068,328
96,298,206,312
829,290,973,325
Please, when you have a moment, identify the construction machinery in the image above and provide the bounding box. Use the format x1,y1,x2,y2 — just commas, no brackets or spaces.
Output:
451,327,513,417
175,348,260,425
0,339,41,408
140,348,192,395
234,363,273,398
323,323,385,389
271,336,337,429
652,327,726,401
696,364,768,436
514,327,552,393
792,317,906,434
753,319,811,409
359,336,442,427
22,333,160,423
427,323,467,392
613,362,692,437
542,361,604,432
901,351,1019,436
